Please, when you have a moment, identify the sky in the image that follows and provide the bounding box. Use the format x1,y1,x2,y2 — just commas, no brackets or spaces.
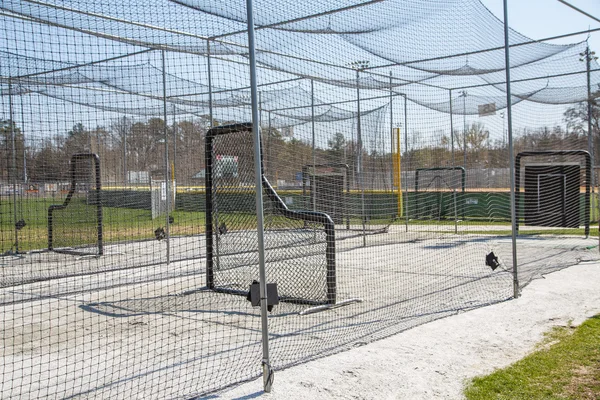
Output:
481,0,600,53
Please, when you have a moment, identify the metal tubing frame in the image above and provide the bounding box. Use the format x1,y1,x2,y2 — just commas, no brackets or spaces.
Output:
514,150,592,238
204,123,337,305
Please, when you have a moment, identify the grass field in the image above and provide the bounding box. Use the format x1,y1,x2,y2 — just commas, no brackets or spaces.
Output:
465,315,600,400
2,195,597,253
0,197,206,252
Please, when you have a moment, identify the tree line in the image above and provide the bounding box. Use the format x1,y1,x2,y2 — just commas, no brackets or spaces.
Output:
0,100,597,187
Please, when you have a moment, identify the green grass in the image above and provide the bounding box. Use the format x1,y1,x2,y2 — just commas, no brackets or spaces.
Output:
399,218,512,226
2,196,597,252
464,315,600,400
1,197,207,252
461,229,599,237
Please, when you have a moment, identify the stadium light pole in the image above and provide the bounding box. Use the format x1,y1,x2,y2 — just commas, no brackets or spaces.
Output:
245,0,273,392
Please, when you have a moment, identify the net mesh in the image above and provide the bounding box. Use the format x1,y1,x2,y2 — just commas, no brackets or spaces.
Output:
1,0,600,397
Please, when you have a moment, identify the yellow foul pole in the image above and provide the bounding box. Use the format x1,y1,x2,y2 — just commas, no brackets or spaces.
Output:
393,127,403,217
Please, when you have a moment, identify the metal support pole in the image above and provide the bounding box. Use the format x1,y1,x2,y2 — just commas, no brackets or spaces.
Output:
461,90,467,169
449,90,458,232
403,94,409,232
389,72,394,190
584,46,596,223
122,117,127,185
259,91,263,129
161,50,171,265
206,39,221,271
503,0,519,298
207,40,214,128
19,96,27,183
245,0,273,391
311,79,316,216
172,104,177,184
8,81,19,253
449,89,455,165
268,111,272,178
356,69,366,246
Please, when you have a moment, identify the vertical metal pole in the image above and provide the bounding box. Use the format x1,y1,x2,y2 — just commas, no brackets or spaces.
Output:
311,79,316,215
449,90,458,233
356,69,366,246
172,104,177,184
19,95,27,183
245,0,273,391
461,90,468,225
123,117,127,185
161,50,171,265
403,94,409,231
462,91,467,169
503,0,519,298
8,81,19,253
206,39,220,269
259,91,263,131
268,111,272,178
585,46,596,223
207,40,214,128
449,89,455,165
389,72,394,190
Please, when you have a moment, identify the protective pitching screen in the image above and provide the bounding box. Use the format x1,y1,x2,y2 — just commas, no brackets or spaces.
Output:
206,125,335,305
48,153,103,255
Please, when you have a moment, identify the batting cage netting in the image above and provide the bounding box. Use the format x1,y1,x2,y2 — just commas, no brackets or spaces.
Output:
1,0,599,397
